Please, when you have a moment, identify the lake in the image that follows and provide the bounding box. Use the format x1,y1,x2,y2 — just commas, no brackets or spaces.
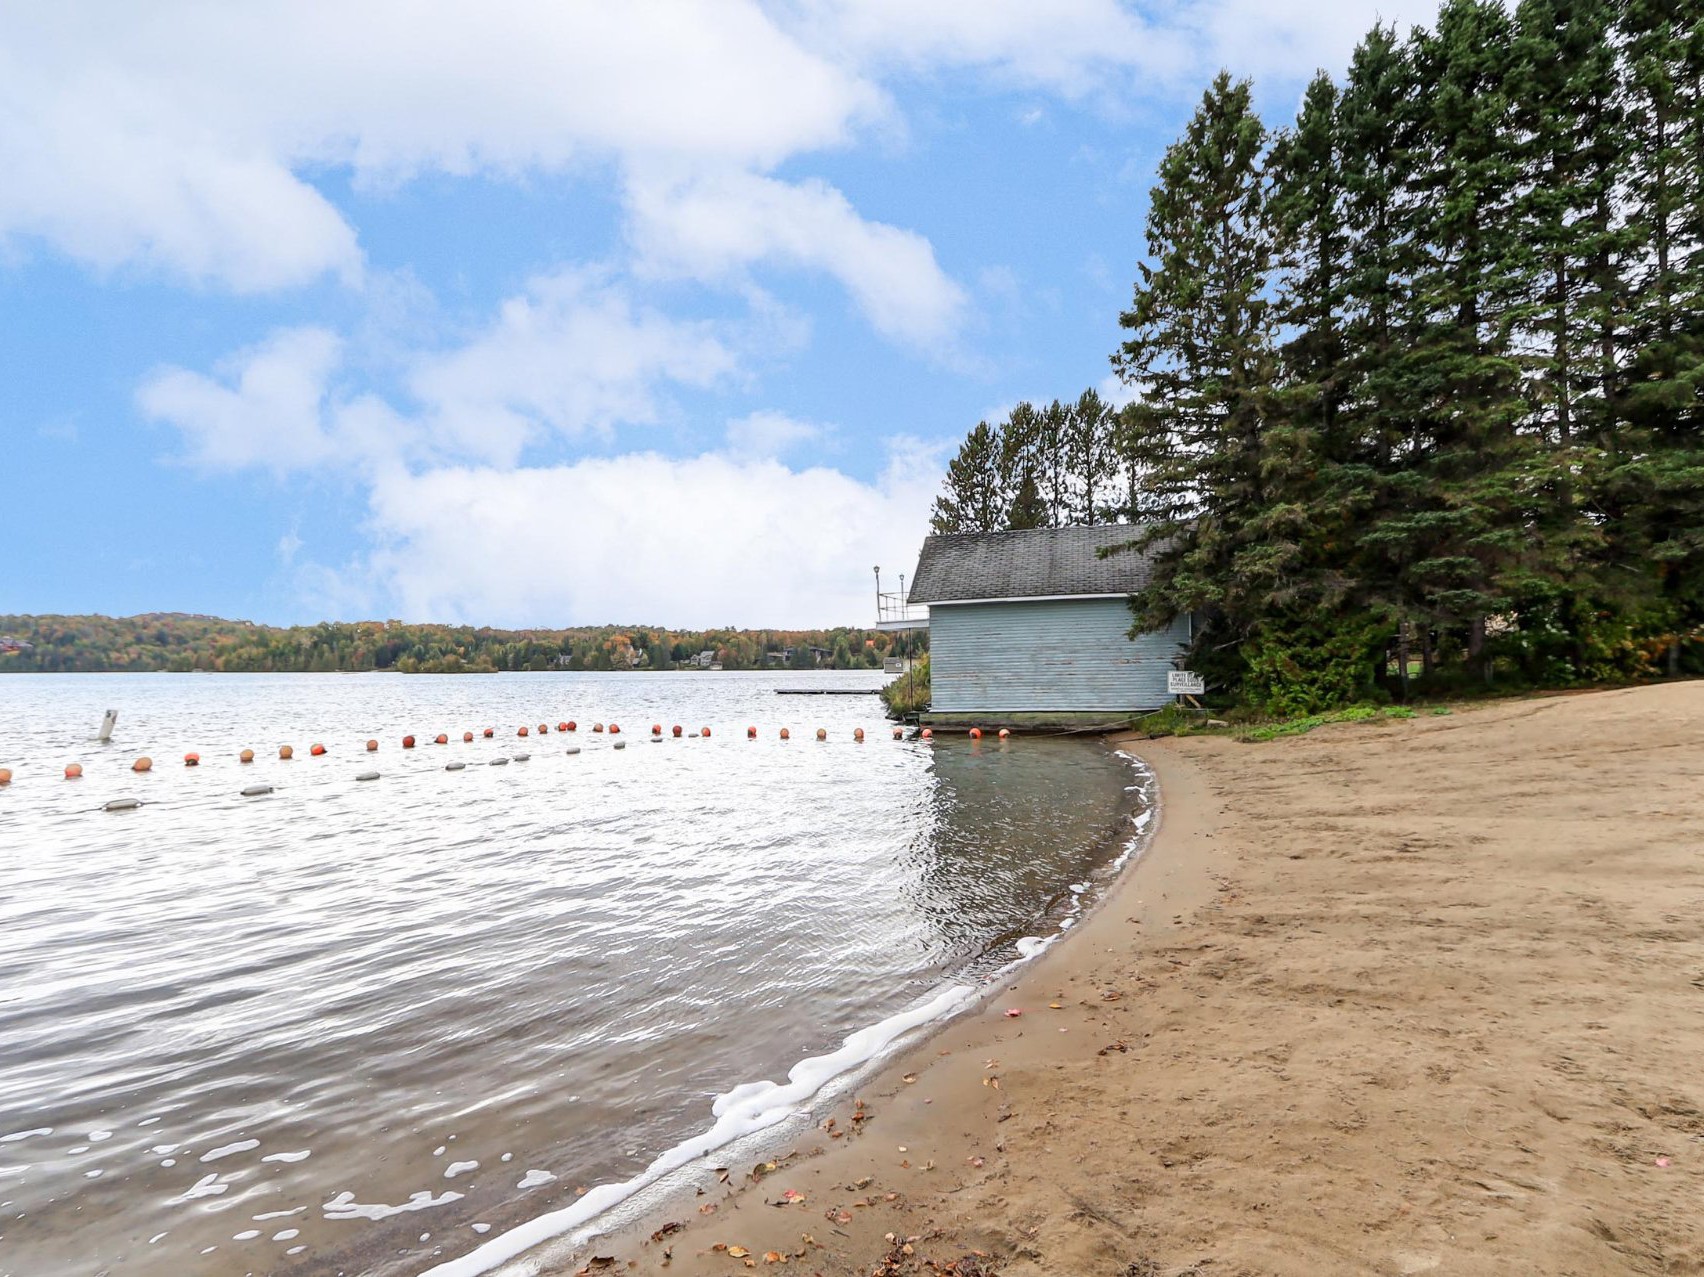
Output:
0,672,1150,1276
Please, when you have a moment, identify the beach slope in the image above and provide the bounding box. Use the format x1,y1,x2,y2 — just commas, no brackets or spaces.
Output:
578,683,1704,1276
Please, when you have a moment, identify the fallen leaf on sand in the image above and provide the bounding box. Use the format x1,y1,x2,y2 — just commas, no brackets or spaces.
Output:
902,1074,917,1084
1656,1156,1672,1167
1048,1002,1063,1009
763,1251,784,1263
727,1245,750,1257
650,1222,684,1243
968,1156,985,1167
699,1203,719,1215
1004,1008,1023,1018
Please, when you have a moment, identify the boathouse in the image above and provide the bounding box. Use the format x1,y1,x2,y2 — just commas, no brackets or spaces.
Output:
906,525,1188,723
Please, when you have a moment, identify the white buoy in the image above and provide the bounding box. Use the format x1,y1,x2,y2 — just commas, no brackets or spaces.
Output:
489,758,509,767
241,784,273,798
445,762,467,771
613,741,626,750
356,771,380,782
104,797,142,811
565,747,581,756
512,753,530,762
97,709,118,743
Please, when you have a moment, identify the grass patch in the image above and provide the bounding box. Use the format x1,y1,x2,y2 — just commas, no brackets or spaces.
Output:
1237,704,1416,742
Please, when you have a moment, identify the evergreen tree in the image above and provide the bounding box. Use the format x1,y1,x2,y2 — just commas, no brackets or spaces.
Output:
1063,388,1115,524
1007,470,1049,529
929,421,1007,533
1112,72,1280,641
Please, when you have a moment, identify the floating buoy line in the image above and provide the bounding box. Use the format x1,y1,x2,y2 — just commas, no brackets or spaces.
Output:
1,721,1012,811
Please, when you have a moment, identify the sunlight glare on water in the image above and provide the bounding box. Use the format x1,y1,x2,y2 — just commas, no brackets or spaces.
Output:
0,672,1147,1276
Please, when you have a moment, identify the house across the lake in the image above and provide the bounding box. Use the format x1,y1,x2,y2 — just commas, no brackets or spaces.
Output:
905,524,1189,726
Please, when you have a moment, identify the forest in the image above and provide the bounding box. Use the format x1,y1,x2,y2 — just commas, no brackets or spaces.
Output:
929,0,1703,712
0,614,919,675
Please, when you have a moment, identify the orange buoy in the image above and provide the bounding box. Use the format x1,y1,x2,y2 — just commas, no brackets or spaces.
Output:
652,723,662,736
132,756,153,773
278,745,294,760
565,721,577,732
969,728,982,740
241,748,256,763
701,726,712,738
366,739,379,752
402,736,416,749
463,731,473,743
853,728,865,742
557,722,569,733
999,728,1011,740
0,767,11,785
609,723,621,735
538,723,549,734
780,728,791,740
310,743,327,756
483,728,494,738
434,734,448,745
517,726,529,737
64,763,83,779
815,728,827,741
747,725,757,738
892,727,903,740
920,728,933,740
671,725,682,738
592,723,604,733
184,753,201,766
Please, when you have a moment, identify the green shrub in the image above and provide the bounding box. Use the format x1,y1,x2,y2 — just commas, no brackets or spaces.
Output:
1240,615,1390,717
880,656,930,719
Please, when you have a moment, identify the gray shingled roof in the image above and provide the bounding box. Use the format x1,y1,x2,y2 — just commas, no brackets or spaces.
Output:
907,525,1154,604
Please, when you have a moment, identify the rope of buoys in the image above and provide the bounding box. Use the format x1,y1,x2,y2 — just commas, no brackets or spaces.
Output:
132,756,153,773
64,763,83,779
104,798,142,811
242,784,274,797
434,734,448,745
241,749,256,763
311,743,328,755
184,753,200,767
402,736,416,749
366,740,378,752
356,771,380,782
279,745,294,759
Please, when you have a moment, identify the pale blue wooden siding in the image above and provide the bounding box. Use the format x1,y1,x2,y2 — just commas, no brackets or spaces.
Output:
929,598,1188,713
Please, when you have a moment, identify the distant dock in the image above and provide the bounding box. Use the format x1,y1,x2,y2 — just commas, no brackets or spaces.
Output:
775,688,882,696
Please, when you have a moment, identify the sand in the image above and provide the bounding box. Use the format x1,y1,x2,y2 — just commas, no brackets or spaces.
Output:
562,683,1704,1276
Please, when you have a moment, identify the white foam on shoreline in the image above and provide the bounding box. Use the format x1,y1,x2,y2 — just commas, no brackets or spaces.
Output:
418,980,977,1277
423,749,1161,1277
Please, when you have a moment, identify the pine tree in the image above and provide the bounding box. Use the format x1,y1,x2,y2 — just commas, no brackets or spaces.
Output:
1007,470,1049,529
1112,72,1280,642
928,421,1007,533
1063,388,1115,524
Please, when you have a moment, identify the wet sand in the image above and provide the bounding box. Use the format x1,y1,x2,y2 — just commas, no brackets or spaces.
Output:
557,681,1704,1276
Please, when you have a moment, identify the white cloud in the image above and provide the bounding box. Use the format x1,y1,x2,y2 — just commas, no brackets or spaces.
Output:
724,411,826,461
408,268,743,466
0,2,880,291
347,443,939,627
137,328,344,472
626,169,965,348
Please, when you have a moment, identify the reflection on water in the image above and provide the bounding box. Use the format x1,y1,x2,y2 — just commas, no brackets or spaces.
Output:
0,673,1146,1276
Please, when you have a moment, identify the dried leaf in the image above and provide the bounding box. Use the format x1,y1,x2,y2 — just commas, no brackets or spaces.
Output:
763,1251,783,1263
902,1073,917,1084
727,1245,750,1257
649,1222,684,1243
699,1203,719,1215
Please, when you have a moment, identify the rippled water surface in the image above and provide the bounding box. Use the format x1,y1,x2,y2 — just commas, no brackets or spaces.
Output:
0,673,1146,1276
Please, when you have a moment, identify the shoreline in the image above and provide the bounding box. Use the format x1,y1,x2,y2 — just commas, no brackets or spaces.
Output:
423,738,1162,1277
521,733,1217,1275
544,684,1704,1275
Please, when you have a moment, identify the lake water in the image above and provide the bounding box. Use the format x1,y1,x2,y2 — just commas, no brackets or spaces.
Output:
0,672,1150,1277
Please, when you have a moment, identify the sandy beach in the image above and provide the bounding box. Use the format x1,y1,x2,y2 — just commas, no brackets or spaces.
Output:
570,682,1704,1276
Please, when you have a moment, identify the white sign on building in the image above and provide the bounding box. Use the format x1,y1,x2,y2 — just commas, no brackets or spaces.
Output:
1167,670,1206,696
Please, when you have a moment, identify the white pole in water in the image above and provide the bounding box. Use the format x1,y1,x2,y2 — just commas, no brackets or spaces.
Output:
97,709,118,743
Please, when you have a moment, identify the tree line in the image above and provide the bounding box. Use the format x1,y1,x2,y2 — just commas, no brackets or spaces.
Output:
931,0,1703,711
0,614,921,675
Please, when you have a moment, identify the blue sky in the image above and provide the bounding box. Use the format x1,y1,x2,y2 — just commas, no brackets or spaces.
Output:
0,0,1435,629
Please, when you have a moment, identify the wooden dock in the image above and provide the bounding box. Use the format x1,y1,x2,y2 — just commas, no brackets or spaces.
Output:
775,688,882,695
